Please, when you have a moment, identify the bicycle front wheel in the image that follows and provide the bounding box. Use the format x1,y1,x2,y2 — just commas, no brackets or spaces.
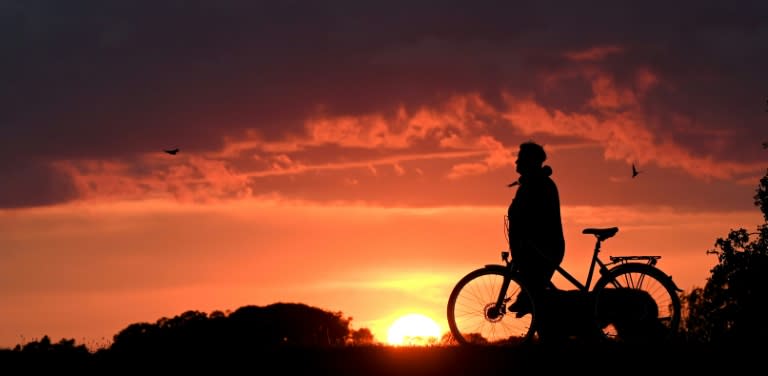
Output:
446,266,536,346
593,263,681,343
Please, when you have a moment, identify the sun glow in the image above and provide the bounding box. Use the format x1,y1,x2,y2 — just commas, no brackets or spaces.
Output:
386,313,442,346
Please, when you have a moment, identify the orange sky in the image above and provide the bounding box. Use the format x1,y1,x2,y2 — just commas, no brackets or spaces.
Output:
0,192,763,349
1,1,767,350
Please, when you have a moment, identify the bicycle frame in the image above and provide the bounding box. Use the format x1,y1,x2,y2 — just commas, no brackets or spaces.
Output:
499,228,661,297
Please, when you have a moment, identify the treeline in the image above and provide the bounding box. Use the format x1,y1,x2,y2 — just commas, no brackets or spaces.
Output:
3,302,376,356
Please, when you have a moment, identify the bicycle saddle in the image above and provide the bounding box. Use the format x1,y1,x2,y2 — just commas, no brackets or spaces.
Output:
582,227,619,240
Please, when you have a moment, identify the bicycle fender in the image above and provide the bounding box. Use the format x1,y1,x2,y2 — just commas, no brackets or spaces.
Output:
482,264,510,274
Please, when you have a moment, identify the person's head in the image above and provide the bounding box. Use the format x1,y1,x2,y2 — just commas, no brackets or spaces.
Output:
515,141,546,175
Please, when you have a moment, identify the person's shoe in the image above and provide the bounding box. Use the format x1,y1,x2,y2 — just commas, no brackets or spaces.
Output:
508,296,531,318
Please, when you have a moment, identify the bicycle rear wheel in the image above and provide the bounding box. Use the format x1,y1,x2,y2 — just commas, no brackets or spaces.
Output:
446,266,536,345
593,263,681,343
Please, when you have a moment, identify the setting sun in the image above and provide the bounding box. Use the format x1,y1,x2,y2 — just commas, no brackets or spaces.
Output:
386,313,442,346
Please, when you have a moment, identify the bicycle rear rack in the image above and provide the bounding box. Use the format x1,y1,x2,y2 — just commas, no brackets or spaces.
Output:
609,255,660,266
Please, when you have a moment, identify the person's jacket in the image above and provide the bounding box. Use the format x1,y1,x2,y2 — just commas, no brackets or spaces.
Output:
507,165,565,265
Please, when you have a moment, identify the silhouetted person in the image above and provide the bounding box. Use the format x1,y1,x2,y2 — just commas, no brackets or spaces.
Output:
507,141,565,315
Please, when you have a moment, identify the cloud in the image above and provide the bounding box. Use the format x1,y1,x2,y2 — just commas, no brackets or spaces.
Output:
564,45,625,62
0,161,78,208
1,1,766,208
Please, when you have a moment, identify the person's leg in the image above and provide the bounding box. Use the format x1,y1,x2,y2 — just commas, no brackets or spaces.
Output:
508,263,537,315
508,263,548,317
508,253,556,314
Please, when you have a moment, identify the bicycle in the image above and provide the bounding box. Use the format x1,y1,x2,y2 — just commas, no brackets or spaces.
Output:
446,222,682,345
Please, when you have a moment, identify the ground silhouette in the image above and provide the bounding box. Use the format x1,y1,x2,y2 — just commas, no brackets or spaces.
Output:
0,300,764,374
1,337,761,375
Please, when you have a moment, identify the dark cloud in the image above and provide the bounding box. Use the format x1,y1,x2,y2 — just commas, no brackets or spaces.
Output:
0,160,78,208
1,0,767,207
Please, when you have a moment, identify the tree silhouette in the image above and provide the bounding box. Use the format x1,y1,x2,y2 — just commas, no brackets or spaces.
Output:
12,335,90,356
755,169,768,221
682,169,768,343
348,328,375,345
110,303,355,354
227,303,351,346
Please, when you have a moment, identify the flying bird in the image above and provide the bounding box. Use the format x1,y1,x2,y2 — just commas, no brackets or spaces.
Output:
164,148,179,155
632,164,642,178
